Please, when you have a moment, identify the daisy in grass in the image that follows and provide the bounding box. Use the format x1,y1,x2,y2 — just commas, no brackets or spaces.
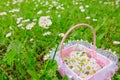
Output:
0,12,7,16
85,5,89,8
37,10,42,14
9,8,20,13
9,26,13,30
43,54,50,60
64,51,102,79
30,38,34,42
58,33,64,37
26,22,36,30
116,0,120,5
38,16,52,29
86,16,91,20
113,41,120,44
43,31,51,36
58,14,61,18
6,32,12,38
22,19,30,23
18,23,23,27
16,17,23,24
12,0,23,4
79,6,85,12
93,18,97,22
79,6,84,9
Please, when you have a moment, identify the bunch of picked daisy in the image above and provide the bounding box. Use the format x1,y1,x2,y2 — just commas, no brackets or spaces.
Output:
64,51,102,79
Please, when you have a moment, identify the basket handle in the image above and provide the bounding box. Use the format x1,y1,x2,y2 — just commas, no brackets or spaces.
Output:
60,23,96,61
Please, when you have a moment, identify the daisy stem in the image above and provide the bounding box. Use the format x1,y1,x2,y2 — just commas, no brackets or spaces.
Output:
52,44,59,63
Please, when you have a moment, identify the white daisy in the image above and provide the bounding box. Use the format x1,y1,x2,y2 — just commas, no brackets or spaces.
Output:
18,23,23,27
9,26,13,30
22,19,30,23
85,5,89,8
93,18,97,21
37,10,42,14
75,2,78,5
58,14,61,18
0,12,7,16
45,1,49,5
58,33,65,37
6,32,12,38
43,31,51,36
116,0,120,5
81,9,85,12
79,6,84,9
26,22,36,30
38,16,52,29
35,4,38,7
12,0,23,4
9,8,20,13
86,16,91,20
30,38,34,42
43,54,50,60
16,17,23,24
113,41,120,44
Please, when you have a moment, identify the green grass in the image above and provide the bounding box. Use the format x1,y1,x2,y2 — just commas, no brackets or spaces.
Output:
0,0,120,80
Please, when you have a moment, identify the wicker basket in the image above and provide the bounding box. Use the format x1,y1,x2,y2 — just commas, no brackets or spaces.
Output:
50,24,118,80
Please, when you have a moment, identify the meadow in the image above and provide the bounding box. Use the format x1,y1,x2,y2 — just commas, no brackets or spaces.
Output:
0,0,120,80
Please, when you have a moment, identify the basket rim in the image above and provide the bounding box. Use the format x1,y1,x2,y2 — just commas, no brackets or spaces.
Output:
55,40,118,64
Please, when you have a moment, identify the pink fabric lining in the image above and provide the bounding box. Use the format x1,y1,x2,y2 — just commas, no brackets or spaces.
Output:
61,47,73,56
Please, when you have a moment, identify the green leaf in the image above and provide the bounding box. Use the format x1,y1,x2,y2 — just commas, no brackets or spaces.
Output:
27,69,39,80
98,32,107,40
22,52,35,69
4,50,16,66
45,77,52,80
62,76,68,80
